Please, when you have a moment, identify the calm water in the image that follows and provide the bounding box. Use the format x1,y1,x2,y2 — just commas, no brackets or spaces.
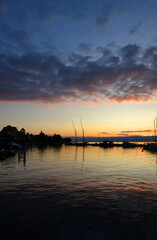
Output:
1,145,157,240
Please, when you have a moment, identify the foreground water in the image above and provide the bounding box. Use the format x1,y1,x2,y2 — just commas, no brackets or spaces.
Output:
0,145,157,240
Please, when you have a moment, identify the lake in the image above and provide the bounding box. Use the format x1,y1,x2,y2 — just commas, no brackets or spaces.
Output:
0,145,157,240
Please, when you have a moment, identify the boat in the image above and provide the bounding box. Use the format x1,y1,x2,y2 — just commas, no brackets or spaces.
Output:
143,143,157,152
122,142,136,148
100,140,113,148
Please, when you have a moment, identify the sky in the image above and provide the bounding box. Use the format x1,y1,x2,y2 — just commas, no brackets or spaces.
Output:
0,0,157,137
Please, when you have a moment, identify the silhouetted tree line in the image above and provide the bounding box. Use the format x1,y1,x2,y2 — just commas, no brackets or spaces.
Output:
32,131,63,145
0,125,71,145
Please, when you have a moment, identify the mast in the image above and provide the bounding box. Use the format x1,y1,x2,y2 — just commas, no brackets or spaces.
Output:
153,118,156,143
72,121,78,143
80,119,85,143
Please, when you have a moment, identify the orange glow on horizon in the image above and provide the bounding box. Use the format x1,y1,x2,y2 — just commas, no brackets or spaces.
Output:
0,98,157,105
28,130,154,138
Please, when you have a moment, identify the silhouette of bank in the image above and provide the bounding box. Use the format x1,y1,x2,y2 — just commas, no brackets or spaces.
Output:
0,125,66,144
0,125,69,160
32,131,63,145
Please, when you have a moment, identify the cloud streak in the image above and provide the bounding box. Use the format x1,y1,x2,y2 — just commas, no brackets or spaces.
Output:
0,43,157,104
129,21,145,35
121,130,153,133
96,6,114,28
100,132,110,135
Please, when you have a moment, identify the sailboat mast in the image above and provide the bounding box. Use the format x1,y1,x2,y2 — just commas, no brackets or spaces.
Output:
72,121,78,143
80,119,85,143
153,119,156,143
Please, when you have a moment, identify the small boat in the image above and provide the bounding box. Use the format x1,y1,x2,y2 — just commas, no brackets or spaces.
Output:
143,143,157,152
100,140,113,148
122,142,136,148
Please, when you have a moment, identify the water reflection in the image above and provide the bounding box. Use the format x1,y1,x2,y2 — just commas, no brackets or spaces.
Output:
36,144,62,155
72,146,86,173
36,144,48,154
155,153,157,176
74,145,78,161
1,146,157,239
18,148,26,167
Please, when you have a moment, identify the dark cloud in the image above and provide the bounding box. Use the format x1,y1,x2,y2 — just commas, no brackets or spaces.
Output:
120,44,141,63
78,43,92,53
0,0,89,56
0,44,157,104
0,0,54,27
0,0,87,29
68,52,91,64
0,24,34,54
143,46,157,68
96,6,115,28
129,21,145,35
96,48,120,66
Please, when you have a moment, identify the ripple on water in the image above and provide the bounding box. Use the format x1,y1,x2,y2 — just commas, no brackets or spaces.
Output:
1,146,157,239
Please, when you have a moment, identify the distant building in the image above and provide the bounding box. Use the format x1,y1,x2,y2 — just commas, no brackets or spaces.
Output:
20,128,26,136
0,125,19,138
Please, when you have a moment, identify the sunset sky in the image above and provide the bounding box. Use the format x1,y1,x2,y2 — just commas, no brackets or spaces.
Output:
0,0,157,137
